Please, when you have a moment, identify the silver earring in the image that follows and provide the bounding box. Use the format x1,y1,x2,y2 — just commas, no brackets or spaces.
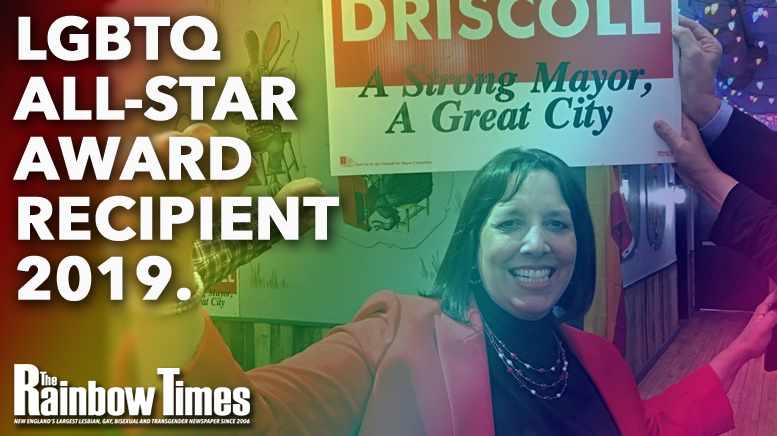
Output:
469,267,482,285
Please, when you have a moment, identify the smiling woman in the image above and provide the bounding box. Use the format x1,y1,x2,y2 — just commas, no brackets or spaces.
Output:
477,170,577,321
120,144,773,435
430,148,595,325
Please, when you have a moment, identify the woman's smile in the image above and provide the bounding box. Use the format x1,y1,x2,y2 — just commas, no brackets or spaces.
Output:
510,266,556,287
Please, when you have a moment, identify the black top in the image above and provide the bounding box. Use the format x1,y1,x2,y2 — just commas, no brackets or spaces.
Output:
474,289,621,436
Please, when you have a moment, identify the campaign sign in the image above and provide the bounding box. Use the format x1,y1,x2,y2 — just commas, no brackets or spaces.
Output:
323,0,679,175
203,271,240,318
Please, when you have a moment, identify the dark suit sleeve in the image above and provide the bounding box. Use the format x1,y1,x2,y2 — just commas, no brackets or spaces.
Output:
707,109,777,204
704,110,777,283
710,183,777,283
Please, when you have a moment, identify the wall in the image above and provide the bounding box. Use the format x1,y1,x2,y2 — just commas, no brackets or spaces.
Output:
623,263,680,380
212,319,333,370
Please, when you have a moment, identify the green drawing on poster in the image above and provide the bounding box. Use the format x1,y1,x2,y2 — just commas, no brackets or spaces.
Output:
235,16,303,196
249,264,289,290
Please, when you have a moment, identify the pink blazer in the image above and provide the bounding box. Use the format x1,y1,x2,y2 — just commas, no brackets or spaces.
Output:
168,291,734,435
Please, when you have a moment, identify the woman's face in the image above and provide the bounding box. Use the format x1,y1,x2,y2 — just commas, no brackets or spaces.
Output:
477,170,577,320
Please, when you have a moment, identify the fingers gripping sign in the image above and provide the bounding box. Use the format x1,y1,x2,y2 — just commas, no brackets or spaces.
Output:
673,16,723,126
653,115,737,213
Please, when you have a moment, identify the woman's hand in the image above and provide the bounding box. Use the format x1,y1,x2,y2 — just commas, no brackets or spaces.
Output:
710,290,777,392
116,123,257,384
118,123,257,302
153,123,258,251
727,290,777,362
653,114,738,213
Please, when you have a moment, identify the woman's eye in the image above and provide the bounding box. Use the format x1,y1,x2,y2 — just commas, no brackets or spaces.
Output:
497,220,520,231
547,220,571,231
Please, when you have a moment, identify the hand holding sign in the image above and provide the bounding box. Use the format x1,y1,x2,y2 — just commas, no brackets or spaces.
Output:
674,16,724,127
653,115,736,213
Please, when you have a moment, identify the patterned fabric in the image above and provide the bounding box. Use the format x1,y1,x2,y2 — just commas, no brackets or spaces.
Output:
192,205,283,290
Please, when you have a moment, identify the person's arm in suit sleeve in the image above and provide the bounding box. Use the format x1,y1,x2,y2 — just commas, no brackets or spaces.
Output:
639,288,777,435
705,108,777,204
641,365,734,436
581,334,734,435
116,291,402,435
668,16,776,205
656,111,777,283
670,15,777,207
659,17,777,281
708,183,777,282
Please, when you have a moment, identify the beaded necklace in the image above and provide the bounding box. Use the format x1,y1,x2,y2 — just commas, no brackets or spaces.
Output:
483,319,570,400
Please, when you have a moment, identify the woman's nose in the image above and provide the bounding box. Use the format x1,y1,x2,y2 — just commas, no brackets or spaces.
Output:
519,226,550,256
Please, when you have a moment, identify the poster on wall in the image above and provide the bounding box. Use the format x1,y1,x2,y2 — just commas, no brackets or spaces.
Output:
180,0,477,325
202,271,240,318
323,0,681,175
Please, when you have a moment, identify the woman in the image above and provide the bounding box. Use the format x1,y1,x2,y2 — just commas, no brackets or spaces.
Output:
123,143,776,435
